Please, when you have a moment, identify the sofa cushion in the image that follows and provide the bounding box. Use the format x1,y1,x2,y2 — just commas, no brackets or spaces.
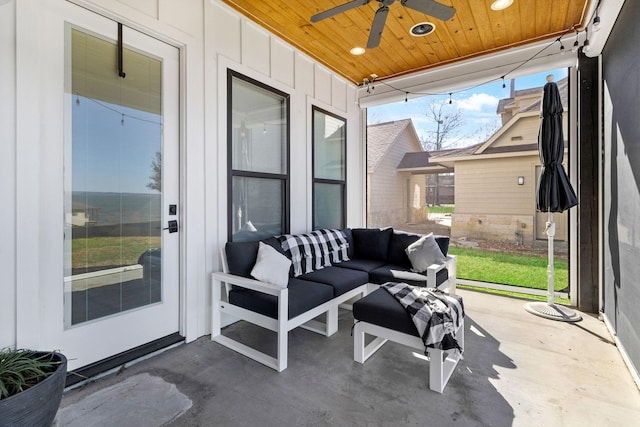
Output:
340,228,355,259
369,264,449,288
387,230,422,268
250,242,292,288
405,233,447,273
225,237,285,277
388,231,451,268
298,266,369,297
334,258,387,273
351,228,393,261
225,240,259,278
229,278,333,320
352,287,419,337
434,236,450,257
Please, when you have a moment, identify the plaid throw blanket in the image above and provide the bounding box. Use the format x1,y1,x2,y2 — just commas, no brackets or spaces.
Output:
382,282,464,356
278,229,349,277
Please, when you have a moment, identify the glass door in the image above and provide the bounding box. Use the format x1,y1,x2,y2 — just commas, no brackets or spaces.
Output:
62,13,180,369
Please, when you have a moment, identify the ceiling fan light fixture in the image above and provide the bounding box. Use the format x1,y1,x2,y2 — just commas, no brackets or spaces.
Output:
490,0,514,11
410,22,435,37
350,46,366,55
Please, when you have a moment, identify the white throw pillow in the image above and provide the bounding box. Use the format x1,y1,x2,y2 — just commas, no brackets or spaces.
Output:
405,233,447,273
251,242,292,288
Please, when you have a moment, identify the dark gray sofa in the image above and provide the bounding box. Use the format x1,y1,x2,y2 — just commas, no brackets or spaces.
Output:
211,228,456,371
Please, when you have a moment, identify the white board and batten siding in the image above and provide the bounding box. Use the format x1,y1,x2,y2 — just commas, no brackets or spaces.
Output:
208,1,363,338
2,0,364,352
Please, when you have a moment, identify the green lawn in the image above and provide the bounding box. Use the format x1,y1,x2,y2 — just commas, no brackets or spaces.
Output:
448,246,568,292
72,236,161,269
427,205,454,214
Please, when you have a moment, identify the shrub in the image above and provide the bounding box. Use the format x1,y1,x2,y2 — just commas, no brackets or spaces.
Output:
0,349,61,399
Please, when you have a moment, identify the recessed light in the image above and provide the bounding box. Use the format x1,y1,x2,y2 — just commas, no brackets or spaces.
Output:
491,0,514,11
410,22,435,37
350,47,366,55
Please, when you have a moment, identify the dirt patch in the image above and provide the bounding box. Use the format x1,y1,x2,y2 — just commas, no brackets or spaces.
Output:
470,238,568,258
392,220,451,236
389,220,568,259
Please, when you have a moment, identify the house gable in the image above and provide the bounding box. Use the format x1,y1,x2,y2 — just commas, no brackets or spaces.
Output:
367,119,422,173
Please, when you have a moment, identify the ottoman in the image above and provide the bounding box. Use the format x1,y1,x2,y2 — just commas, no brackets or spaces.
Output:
352,287,464,393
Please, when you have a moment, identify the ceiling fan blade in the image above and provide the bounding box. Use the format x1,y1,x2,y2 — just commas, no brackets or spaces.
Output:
367,5,390,49
401,0,456,21
311,0,372,23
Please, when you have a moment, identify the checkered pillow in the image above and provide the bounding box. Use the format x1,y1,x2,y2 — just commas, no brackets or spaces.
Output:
278,229,349,277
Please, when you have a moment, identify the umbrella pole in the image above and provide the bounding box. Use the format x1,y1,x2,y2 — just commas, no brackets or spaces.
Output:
547,213,555,305
524,211,581,322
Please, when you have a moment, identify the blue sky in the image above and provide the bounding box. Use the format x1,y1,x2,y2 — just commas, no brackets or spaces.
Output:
367,67,568,149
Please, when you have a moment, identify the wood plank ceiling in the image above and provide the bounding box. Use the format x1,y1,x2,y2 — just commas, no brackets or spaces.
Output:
220,0,592,85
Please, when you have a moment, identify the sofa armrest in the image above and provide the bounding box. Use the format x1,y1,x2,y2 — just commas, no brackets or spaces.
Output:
425,254,457,294
211,271,290,372
211,271,289,338
212,271,287,297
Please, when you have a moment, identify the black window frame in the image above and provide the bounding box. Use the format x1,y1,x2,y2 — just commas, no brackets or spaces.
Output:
227,69,290,241
312,105,347,230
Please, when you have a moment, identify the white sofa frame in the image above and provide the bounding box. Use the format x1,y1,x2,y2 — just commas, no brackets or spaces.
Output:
211,248,368,372
427,254,457,294
353,314,464,393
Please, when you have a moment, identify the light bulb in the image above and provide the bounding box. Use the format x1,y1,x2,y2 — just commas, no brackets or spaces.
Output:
571,40,580,53
592,15,601,32
583,39,591,53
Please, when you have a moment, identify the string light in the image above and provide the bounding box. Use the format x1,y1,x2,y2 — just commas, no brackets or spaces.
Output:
583,28,591,53
364,30,578,101
571,38,580,53
73,96,162,126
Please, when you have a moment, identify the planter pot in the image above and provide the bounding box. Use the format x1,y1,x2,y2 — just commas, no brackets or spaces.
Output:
0,352,67,427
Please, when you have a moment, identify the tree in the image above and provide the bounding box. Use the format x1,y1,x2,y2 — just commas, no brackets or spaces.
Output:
421,100,466,205
147,151,161,192
420,100,465,151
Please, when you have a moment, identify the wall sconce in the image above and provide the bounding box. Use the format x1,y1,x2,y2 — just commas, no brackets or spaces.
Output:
518,176,525,185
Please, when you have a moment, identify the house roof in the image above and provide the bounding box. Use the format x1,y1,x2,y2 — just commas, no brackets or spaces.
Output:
397,151,430,169
397,148,457,173
367,119,420,171
497,77,569,115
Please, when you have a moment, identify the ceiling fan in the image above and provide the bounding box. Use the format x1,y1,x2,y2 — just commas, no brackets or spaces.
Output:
310,0,456,49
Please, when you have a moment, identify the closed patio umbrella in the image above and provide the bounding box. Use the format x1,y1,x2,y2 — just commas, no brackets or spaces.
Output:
524,75,580,322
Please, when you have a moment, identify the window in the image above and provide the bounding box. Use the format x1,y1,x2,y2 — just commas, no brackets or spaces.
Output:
312,106,346,229
228,71,289,242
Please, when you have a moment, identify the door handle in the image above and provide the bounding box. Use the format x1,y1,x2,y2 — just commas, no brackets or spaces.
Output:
163,220,178,233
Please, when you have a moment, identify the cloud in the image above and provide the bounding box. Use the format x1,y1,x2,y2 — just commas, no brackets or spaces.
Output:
455,93,499,112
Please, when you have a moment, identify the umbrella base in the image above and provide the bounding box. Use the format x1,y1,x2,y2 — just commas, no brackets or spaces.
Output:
524,302,582,322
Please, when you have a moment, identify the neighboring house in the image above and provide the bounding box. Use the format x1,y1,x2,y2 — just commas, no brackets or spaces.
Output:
367,119,428,227
431,77,570,243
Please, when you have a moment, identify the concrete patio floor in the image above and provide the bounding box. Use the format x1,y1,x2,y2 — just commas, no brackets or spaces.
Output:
55,289,640,426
